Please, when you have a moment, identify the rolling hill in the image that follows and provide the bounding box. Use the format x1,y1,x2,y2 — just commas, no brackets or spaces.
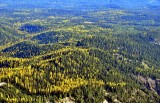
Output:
0,1,160,103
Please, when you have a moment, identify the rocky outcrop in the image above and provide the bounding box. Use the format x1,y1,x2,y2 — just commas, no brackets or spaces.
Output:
56,97,75,103
103,100,109,103
137,75,147,84
0,82,6,87
137,75,160,95
147,78,156,92
155,79,160,95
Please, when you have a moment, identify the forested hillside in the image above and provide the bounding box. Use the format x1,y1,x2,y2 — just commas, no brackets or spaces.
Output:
0,2,160,103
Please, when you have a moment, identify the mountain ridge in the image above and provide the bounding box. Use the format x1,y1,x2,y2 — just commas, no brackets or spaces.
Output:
0,0,160,9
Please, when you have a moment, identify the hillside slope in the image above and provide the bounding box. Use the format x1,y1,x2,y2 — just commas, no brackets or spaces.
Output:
0,4,160,103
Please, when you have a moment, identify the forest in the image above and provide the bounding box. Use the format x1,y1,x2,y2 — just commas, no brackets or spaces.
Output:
0,1,160,103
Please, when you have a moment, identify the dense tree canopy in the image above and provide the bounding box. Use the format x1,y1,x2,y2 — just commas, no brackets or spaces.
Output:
0,6,160,103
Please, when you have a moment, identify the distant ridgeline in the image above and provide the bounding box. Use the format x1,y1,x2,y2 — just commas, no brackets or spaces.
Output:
0,0,160,9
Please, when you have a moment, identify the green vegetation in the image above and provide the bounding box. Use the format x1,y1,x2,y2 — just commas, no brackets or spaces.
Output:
0,7,160,103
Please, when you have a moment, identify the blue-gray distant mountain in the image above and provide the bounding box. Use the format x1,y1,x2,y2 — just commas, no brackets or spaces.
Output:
0,0,160,9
